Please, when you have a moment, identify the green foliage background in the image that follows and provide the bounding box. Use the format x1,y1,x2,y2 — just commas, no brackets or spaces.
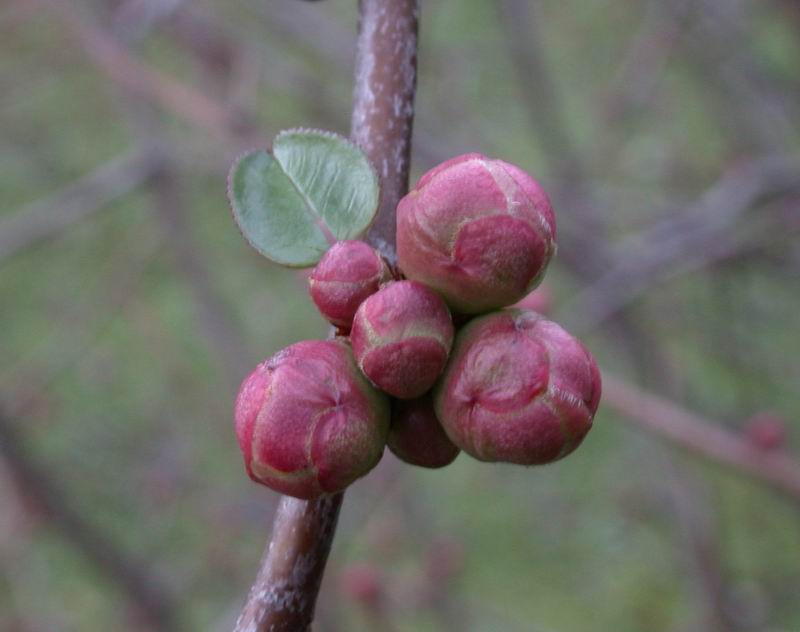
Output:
1,0,799,630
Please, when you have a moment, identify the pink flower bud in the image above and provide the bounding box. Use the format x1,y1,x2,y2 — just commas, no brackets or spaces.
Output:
338,563,383,609
388,395,460,468
351,281,454,399
743,412,786,451
309,240,390,329
397,154,556,314
235,339,390,499
434,309,601,465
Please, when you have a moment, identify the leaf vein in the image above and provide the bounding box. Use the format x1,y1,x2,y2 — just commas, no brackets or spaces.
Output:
274,154,337,246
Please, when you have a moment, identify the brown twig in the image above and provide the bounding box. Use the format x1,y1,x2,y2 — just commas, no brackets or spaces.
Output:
0,409,179,631
602,372,800,503
233,2,419,631
233,494,345,632
352,0,419,264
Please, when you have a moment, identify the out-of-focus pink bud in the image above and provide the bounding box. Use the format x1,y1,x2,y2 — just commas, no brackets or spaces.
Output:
434,309,601,465
309,240,390,329
388,394,460,468
338,563,383,609
511,283,553,315
744,412,786,451
397,154,556,314
351,281,454,399
234,339,389,499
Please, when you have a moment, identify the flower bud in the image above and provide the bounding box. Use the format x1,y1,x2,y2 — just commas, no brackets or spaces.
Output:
309,240,390,329
338,564,383,609
351,280,454,399
388,395,460,468
235,339,390,499
743,412,786,451
397,153,556,314
434,309,601,465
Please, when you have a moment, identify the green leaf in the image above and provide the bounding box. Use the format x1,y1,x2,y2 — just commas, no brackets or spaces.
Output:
228,129,379,267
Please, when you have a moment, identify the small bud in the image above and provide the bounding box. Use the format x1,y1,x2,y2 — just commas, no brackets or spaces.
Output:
309,240,390,329
235,339,390,499
743,412,786,451
338,563,383,609
397,153,556,314
388,395,460,468
351,280,454,399
434,309,601,465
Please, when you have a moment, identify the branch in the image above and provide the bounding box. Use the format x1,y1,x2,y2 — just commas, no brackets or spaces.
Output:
352,0,419,264
602,373,800,503
0,149,158,262
693,0,799,149
148,161,254,388
496,0,584,180
126,103,255,391
67,0,258,393
233,2,419,630
70,11,245,142
560,155,800,333
0,409,179,631
44,0,261,148
602,0,687,125
494,0,617,281
233,494,344,632
660,463,730,632
2,231,161,414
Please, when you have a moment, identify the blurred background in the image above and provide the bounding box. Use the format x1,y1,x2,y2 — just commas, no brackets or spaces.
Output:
1,0,799,630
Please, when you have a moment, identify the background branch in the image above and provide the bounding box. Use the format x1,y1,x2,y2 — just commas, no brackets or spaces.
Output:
49,0,261,149
0,149,158,262
560,154,800,332
602,373,800,503
0,409,179,631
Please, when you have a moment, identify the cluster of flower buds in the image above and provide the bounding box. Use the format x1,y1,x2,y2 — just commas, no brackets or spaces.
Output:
235,153,601,498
